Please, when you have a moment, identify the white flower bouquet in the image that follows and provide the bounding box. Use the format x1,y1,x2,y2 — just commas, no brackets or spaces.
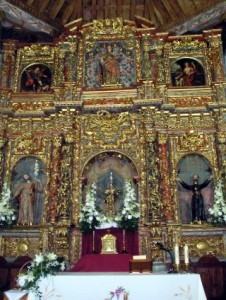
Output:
79,181,140,232
208,179,226,225
79,183,104,233
0,182,16,228
115,181,140,231
17,252,66,299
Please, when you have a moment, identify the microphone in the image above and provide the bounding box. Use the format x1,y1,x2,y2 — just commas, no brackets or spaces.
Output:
153,241,169,251
153,241,175,273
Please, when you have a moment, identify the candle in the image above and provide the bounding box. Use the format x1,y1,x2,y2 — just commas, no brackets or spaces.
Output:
174,244,180,265
184,244,189,264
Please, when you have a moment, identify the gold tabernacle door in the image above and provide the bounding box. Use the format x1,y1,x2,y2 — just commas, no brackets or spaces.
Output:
101,233,117,254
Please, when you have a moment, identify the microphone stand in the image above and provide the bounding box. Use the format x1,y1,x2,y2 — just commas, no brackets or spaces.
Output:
153,242,176,273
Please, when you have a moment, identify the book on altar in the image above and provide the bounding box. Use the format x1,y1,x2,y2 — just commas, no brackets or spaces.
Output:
132,255,147,260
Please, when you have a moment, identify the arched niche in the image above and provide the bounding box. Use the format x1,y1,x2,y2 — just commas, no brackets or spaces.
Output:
11,156,46,225
170,57,206,87
20,63,52,92
81,152,138,215
176,153,214,224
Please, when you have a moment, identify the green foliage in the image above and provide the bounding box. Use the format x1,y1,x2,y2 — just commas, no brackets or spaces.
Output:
18,252,66,299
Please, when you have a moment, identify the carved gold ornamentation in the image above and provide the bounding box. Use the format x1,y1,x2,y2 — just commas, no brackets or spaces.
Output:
0,18,226,266
170,37,205,53
23,45,53,57
169,96,211,107
93,18,123,35
178,130,208,152
182,234,225,257
2,237,40,257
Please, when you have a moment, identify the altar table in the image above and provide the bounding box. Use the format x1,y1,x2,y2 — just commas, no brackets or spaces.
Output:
26,273,207,300
68,254,133,272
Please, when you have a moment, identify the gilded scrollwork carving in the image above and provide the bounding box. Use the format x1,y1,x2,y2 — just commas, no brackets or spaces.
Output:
56,143,73,222
3,237,41,257
178,130,208,152
147,132,161,222
182,235,226,258
81,110,138,163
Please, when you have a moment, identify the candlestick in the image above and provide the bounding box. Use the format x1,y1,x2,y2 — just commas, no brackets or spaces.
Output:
184,244,189,264
174,244,180,265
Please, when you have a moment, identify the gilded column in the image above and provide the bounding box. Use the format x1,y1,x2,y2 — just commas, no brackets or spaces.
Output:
0,136,5,191
147,131,161,221
0,41,16,89
48,136,62,223
156,39,165,84
158,133,174,222
141,34,151,79
57,129,76,225
206,31,224,82
139,124,148,223
217,132,226,182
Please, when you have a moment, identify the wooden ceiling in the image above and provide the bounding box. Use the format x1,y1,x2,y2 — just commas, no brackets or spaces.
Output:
1,0,226,39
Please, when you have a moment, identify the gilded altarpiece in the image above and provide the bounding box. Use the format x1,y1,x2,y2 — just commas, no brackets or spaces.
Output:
0,18,225,265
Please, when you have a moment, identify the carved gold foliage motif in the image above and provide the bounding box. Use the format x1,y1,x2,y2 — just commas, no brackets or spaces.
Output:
12,101,54,112
93,18,123,35
12,134,46,155
23,44,53,57
3,237,40,257
178,130,209,152
170,38,206,53
81,111,138,159
169,96,211,107
183,235,225,258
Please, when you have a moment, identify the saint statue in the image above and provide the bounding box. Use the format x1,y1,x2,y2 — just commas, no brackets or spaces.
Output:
12,174,36,225
104,172,118,217
99,45,120,85
177,174,213,224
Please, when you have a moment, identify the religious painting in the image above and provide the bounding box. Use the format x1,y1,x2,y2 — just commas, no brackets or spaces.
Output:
82,152,138,217
176,154,214,224
20,63,52,92
11,156,46,225
85,41,136,88
170,58,206,87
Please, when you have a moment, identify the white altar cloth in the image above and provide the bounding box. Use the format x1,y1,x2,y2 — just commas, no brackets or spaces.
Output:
27,272,207,300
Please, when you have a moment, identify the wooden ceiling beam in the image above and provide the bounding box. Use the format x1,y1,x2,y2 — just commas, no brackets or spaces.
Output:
105,0,110,19
26,0,35,5
176,0,194,14
161,0,179,20
131,0,136,21
152,0,168,26
39,0,50,13
117,0,123,17
92,0,97,20
61,3,74,24
145,0,157,25
65,0,82,23
192,0,201,8
50,0,65,19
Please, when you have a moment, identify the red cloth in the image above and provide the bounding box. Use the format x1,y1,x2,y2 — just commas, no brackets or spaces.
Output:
68,254,132,272
81,228,139,255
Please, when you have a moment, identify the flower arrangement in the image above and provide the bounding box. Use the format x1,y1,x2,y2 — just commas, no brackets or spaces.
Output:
79,181,140,232
79,183,105,233
105,286,129,300
17,252,66,299
208,179,226,225
0,182,16,228
115,181,140,231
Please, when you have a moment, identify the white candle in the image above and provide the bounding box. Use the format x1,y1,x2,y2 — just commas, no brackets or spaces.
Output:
174,244,180,265
184,244,189,264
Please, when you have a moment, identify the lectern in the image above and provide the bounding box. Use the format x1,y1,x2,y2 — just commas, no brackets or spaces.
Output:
129,257,152,273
